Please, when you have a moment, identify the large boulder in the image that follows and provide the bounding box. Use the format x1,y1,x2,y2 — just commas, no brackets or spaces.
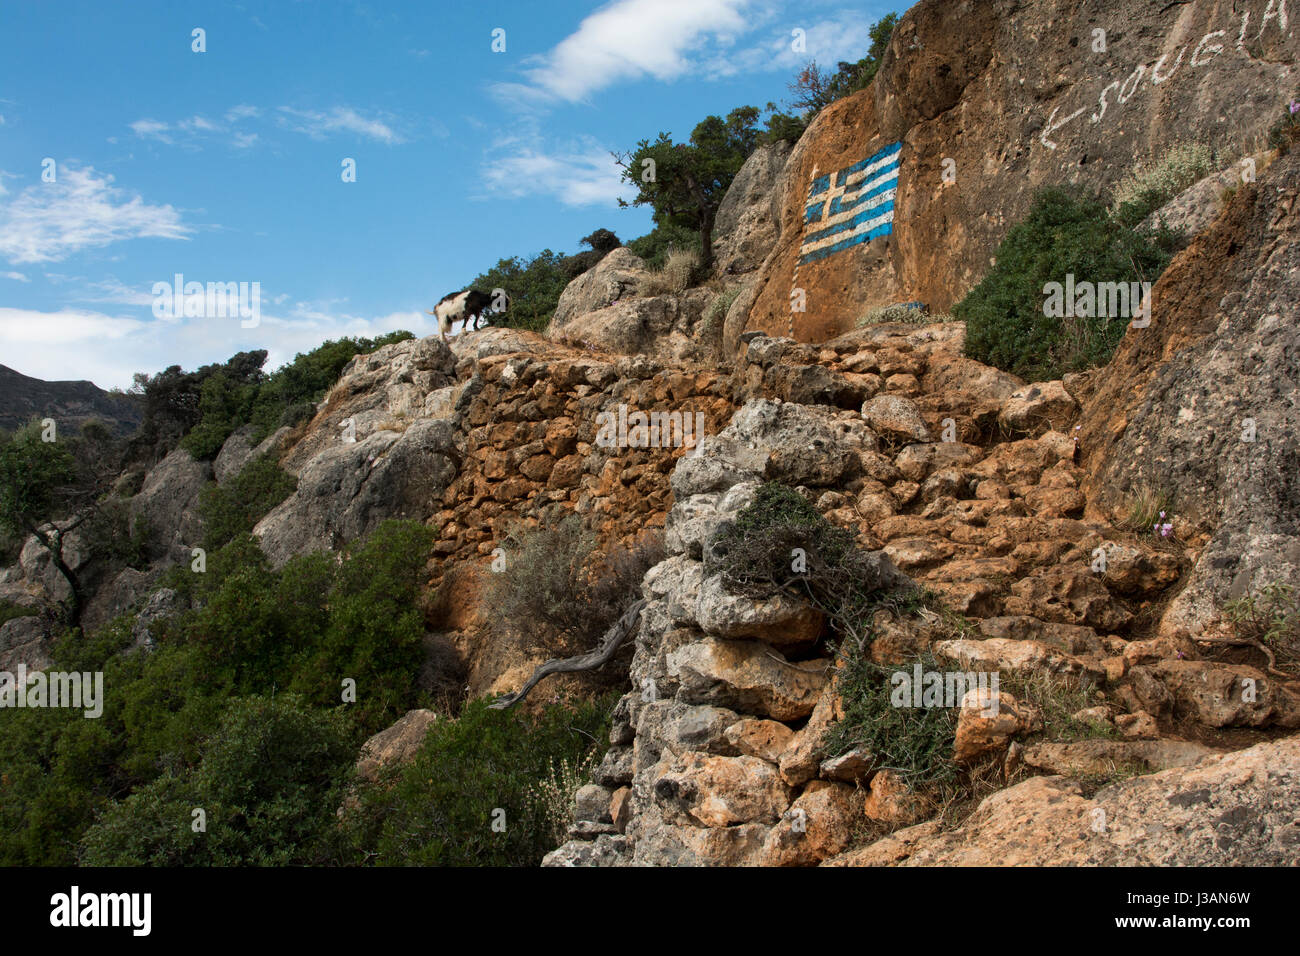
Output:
549,247,651,333
713,140,793,276
255,418,459,567
737,0,1298,343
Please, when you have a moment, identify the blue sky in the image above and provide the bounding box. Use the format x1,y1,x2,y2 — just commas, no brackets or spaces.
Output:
0,0,896,389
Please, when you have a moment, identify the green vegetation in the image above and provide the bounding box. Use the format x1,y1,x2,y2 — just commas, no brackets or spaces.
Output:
616,106,765,272
1225,582,1300,660
341,696,612,866
468,249,571,333
788,14,898,119
1112,143,1216,229
198,454,297,550
0,597,36,627
133,333,413,463
858,303,952,327
78,695,354,865
1267,96,1300,153
626,222,701,271
0,518,434,864
825,651,959,788
957,187,1180,380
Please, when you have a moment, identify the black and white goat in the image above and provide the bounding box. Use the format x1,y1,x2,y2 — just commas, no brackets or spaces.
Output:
427,289,509,343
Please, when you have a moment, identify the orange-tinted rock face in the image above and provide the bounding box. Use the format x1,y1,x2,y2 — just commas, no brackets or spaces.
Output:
737,0,1299,345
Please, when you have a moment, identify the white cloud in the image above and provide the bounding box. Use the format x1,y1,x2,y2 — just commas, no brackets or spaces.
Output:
0,302,440,390
225,104,261,123
72,276,157,306
506,0,753,103
0,165,192,265
129,118,173,143
481,139,625,207
4,271,29,282
132,104,403,148
717,11,878,77
276,106,403,144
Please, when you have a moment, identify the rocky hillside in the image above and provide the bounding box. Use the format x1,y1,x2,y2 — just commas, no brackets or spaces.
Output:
0,364,142,436
732,0,1298,340
3,0,1297,870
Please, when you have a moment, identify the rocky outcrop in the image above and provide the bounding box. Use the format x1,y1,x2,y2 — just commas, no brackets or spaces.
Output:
733,0,1298,344
549,248,651,333
826,734,1300,866
1079,148,1300,643
713,140,793,277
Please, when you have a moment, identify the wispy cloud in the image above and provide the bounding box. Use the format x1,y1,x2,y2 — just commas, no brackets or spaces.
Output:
275,106,403,144
3,271,29,282
498,0,754,105
481,137,625,207
0,165,192,265
130,103,404,148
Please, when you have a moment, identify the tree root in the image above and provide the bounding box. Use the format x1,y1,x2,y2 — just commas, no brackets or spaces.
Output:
488,599,647,710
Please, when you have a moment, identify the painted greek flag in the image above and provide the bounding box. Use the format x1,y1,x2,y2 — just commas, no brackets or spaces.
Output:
799,141,901,266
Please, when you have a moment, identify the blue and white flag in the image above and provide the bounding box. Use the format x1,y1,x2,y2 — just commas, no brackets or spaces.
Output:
799,141,901,266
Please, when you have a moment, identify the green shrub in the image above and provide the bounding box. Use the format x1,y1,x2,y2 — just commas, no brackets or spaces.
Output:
1267,96,1300,154
704,287,742,336
1112,143,1216,228
0,597,36,627
627,223,701,271
825,650,959,789
858,303,951,327
79,695,354,866
344,696,612,866
470,249,570,333
957,186,1178,380
198,453,297,550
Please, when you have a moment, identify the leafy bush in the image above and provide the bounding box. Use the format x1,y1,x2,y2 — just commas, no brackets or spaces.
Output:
152,334,412,462
343,696,612,866
198,453,297,550
470,249,569,333
1225,582,1300,662
957,187,1178,380
1112,143,1216,228
0,519,435,864
79,695,354,866
825,650,958,789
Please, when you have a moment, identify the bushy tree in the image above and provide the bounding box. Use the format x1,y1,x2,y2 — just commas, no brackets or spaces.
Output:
790,13,899,117
79,695,354,866
470,249,570,332
615,106,763,271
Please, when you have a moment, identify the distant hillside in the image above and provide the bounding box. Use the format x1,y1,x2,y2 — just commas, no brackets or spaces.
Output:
0,364,142,436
